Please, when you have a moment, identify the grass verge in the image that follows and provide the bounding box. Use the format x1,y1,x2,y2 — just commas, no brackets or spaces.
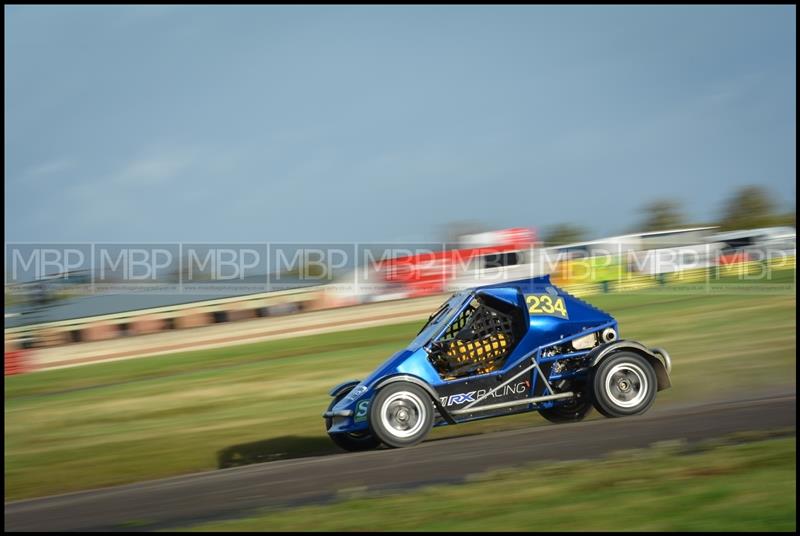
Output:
174,434,797,532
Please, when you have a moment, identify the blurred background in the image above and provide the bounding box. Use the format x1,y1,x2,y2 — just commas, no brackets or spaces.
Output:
4,5,796,532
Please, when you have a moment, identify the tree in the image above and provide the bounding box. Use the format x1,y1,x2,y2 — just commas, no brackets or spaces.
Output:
718,186,781,231
639,199,685,232
543,223,587,247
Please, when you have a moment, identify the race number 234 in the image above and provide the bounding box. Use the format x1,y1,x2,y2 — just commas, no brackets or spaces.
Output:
525,294,568,318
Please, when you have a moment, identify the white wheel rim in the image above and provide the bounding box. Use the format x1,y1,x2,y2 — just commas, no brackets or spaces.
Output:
380,391,426,438
604,363,648,408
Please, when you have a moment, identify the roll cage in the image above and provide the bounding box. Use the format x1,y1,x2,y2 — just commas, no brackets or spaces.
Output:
423,291,526,379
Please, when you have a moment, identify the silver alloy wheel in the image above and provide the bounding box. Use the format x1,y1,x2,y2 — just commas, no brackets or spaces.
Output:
380,391,426,438
604,362,648,408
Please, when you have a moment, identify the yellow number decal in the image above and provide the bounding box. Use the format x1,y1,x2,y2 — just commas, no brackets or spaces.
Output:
553,298,567,317
526,294,568,318
539,295,555,313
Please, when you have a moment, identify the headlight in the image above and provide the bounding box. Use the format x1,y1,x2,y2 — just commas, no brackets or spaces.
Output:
601,328,617,343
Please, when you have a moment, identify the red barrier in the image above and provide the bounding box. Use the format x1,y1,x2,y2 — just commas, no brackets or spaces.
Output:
5,350,28,375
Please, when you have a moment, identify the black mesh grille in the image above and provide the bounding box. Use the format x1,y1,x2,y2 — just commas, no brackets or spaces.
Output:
456,303,515,342
441,299,478,339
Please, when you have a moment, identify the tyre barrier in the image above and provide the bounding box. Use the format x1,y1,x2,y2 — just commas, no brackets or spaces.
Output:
5,350,29,375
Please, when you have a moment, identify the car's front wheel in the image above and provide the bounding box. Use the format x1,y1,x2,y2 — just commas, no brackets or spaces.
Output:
368,382,434,448
591,352,657,417
325,392,381,452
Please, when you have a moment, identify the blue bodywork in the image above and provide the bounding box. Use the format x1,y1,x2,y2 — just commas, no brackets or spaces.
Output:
326,275,646,434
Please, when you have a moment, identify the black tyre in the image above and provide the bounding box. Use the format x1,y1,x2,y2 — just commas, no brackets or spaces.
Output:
325,391,381,452
591,352,658,418
538,381,593,423
368,382,434,448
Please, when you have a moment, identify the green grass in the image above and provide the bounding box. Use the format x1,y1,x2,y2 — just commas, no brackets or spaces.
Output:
4,287,796,501
174,435,797,532
4,323,421,399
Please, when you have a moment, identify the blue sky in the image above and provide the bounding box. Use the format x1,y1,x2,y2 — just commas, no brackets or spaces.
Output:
4,5,796,243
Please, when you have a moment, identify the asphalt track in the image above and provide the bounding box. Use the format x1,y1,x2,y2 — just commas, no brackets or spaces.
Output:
5,393,796,532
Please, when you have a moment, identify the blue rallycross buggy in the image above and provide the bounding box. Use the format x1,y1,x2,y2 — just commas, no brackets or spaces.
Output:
323,275,672,450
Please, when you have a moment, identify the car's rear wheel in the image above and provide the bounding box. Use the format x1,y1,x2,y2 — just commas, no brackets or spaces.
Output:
591,352,657,417
538,380,593,423
325,391,381,452
368,383,434,448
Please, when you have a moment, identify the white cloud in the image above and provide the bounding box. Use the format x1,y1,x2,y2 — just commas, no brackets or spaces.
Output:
28,158,74,175
21,158,76,181
109,150,194,187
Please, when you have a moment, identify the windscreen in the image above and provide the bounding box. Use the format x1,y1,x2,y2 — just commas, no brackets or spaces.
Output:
408,292,472,349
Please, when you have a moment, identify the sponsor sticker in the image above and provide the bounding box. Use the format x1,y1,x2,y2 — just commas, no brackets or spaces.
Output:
439,380,531,407
354,399,370,422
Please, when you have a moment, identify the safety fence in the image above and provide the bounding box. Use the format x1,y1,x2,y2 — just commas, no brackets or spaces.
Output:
4,256,795,375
